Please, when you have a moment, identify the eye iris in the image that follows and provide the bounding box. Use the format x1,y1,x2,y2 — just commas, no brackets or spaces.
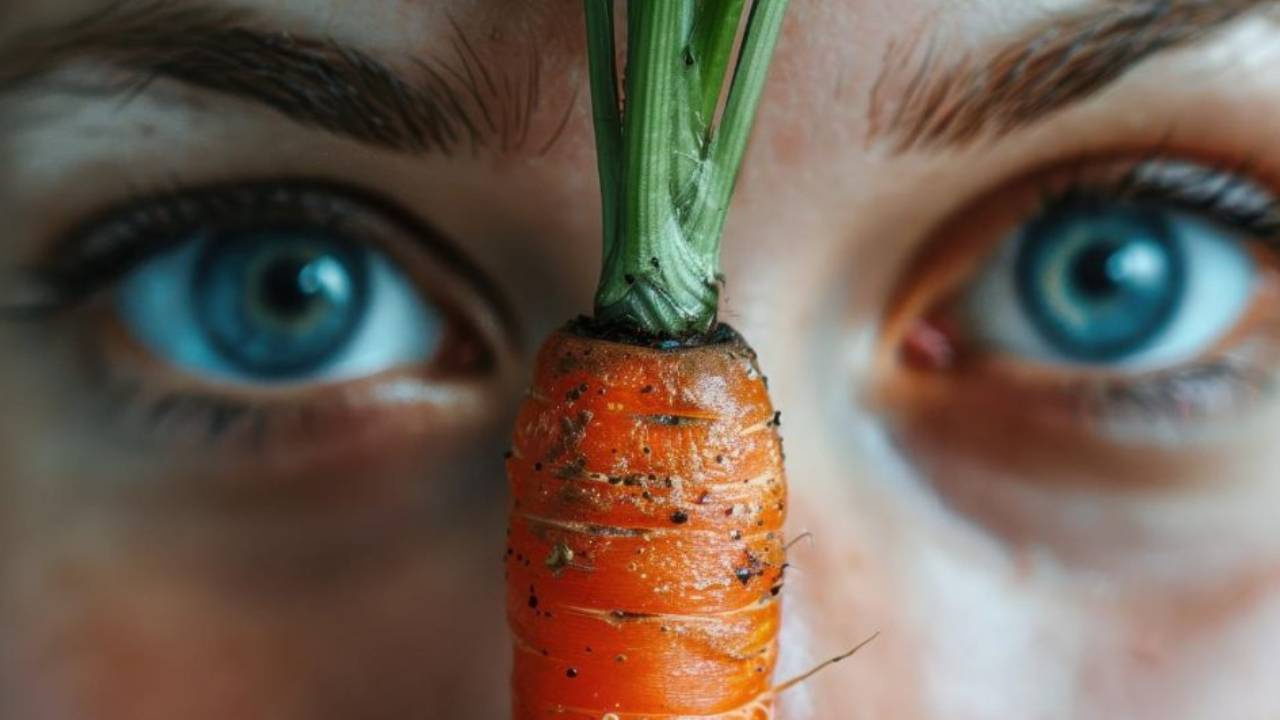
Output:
194,232,370,376
1015,205,1185,361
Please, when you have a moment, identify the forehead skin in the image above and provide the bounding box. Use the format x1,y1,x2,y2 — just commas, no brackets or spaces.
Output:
0,0,998,166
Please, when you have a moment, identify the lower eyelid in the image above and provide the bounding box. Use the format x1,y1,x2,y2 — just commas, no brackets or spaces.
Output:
75,328,506,467
877,293,1280,447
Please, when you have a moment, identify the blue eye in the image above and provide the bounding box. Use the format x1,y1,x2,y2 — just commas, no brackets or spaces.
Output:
193,230,371,377
967,198,1255,369
118,228,441,384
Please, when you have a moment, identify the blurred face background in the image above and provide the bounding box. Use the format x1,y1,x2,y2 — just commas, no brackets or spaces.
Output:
3,1,1280,718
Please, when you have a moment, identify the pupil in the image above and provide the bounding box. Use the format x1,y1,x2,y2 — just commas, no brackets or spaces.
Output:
1070,242,1124,300
259,255,318,320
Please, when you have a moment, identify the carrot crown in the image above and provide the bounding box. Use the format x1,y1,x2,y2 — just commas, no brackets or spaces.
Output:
586,1,789,338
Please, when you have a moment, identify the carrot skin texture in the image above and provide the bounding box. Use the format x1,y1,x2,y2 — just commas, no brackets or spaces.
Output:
506,326,787,719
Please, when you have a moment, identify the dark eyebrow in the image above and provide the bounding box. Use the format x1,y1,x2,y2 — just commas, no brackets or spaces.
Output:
871,0,1278,153
0,1,567,156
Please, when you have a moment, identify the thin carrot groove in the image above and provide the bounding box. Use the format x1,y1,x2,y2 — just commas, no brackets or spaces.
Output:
519,514,654,538
518,513,781,545
739,472,780,488
639,413,717,427
557,705,771,720
737,416,777,436
562,598,777,625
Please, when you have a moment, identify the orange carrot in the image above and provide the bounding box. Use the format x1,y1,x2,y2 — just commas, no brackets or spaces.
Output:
505,1,792,716
506,325,786,718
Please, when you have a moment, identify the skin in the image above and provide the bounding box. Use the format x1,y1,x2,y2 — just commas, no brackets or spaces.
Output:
3,1,1280,718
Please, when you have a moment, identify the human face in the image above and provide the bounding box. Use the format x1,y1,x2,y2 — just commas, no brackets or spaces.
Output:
3,1,1280,718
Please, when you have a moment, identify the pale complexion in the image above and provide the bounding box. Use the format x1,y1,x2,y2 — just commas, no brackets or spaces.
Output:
3,1,1280,718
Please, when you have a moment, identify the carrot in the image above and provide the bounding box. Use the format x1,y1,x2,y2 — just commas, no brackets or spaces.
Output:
506,325,786,718
505,2,792,717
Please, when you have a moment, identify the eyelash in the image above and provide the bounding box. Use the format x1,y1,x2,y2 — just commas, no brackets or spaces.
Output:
13,181,404,315
1042,158,1280,243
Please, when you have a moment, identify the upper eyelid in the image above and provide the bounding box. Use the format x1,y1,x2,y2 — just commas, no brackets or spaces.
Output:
1123,161,1280,235
1031,158,1280,241
8,179,524,348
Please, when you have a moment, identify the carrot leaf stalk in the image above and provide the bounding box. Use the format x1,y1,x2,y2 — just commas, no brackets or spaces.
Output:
586,0,790,337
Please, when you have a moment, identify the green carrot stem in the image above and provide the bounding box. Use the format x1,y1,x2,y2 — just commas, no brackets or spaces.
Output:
688,0,747,131
584,1,623,263
586,0,789,337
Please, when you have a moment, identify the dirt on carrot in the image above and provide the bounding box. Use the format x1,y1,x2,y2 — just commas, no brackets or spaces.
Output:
505,321,787,719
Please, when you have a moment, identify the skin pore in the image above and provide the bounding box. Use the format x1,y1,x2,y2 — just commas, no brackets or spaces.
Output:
3,1,1280,718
